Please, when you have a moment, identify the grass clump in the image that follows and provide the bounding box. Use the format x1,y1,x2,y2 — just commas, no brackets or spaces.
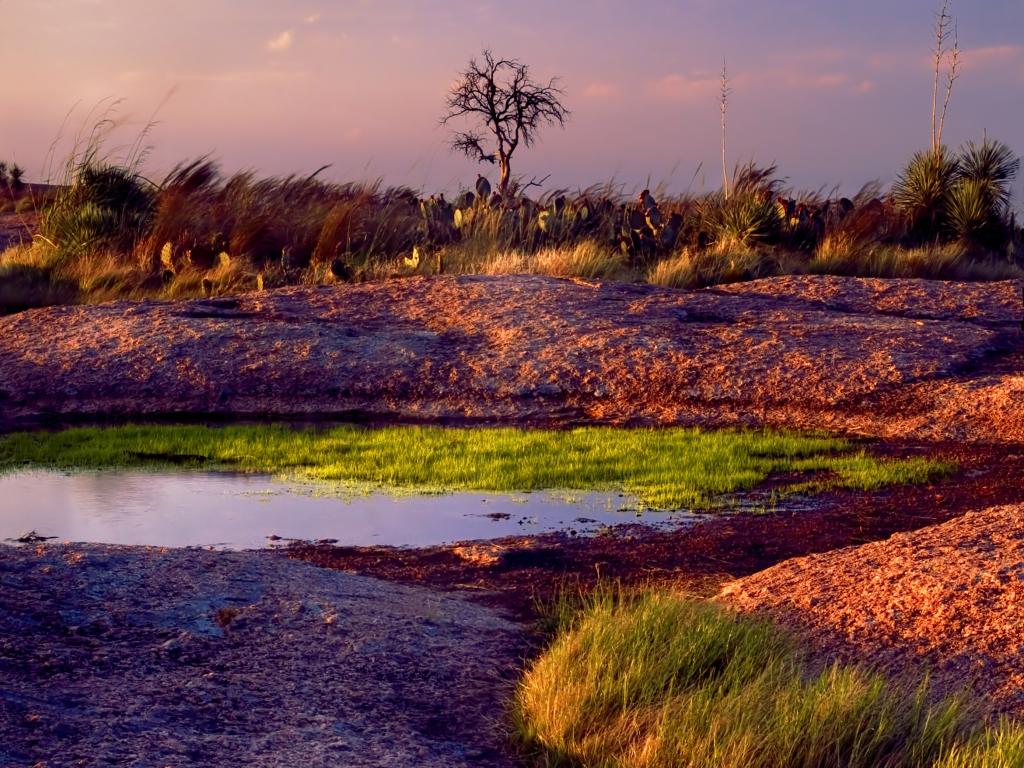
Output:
646,244,802,290
0,425,949,510
516,589,1018,768
932,722,1024,768
482,240,628,280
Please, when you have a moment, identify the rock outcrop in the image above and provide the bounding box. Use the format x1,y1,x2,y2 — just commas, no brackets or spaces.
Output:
0,274,1020,441
720,503,1024,716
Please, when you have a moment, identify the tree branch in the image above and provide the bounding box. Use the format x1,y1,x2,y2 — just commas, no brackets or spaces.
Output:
450,132,496,164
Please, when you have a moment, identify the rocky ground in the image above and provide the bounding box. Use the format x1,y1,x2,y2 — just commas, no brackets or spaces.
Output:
3,274,1024,765
0,274,1021,441
720,502,1024,718
0,544,526,767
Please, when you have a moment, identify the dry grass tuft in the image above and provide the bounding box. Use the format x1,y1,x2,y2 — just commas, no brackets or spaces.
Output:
481,241,627,280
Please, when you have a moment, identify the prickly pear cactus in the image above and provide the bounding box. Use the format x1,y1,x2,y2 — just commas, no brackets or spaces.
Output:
618,190,679,262
159,242,175,272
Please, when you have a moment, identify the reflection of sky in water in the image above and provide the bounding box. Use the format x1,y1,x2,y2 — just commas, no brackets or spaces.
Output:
0,471,693,549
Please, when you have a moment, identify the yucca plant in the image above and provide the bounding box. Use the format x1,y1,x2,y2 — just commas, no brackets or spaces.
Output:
891,147,959,243
893,139,1019,251
40,164,154,263
958,139,1019,208
947,178,1001,251
695,162,786,248
700,191,781,247
9,164,25,192
951,139,1020,251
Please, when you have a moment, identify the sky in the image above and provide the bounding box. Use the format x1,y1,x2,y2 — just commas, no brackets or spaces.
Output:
2,0,1023,199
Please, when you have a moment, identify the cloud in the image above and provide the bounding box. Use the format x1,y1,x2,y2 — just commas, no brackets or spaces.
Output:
877,44,1024,75
643,66,859,105
266,30,294,52
958,45,1023,71
780,72,850,90
647,72,719,102
117,68,309,86
582,81,619,99
775,48,852,66
303,14,320,24
868,51,921,73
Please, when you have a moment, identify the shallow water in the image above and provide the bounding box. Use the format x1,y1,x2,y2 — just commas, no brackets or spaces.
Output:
0,470,695,549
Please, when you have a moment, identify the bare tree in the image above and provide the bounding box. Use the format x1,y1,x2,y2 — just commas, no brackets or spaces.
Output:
441,50,569,195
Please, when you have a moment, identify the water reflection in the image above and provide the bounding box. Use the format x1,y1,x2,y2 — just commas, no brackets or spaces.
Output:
0,470,692,549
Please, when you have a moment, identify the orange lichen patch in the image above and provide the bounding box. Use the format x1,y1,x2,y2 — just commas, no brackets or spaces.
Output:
719,503,1024,717
451,538,550,568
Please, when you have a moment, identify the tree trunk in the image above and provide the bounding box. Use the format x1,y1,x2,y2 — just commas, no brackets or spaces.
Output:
498,155,511,195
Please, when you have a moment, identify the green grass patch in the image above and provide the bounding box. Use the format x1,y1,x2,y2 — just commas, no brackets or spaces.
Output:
0,425,950,510
515,588,1022,768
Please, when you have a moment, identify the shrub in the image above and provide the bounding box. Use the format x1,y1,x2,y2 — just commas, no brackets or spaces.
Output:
0,263,78,314
2,127,1019,306
40,164,153,263
9,164,24,191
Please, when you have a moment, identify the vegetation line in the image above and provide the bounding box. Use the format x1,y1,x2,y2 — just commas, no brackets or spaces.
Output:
1,117,1020,313
0,425,949,509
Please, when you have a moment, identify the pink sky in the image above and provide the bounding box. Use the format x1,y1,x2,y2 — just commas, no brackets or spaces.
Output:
2,0,1023,198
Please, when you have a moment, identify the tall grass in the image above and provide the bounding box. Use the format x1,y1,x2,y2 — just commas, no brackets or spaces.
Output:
647,243,807,289
933,722,1024,768
0,424,948,510
482,241,627,279
1,131,1021,313
515,589,1021,768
